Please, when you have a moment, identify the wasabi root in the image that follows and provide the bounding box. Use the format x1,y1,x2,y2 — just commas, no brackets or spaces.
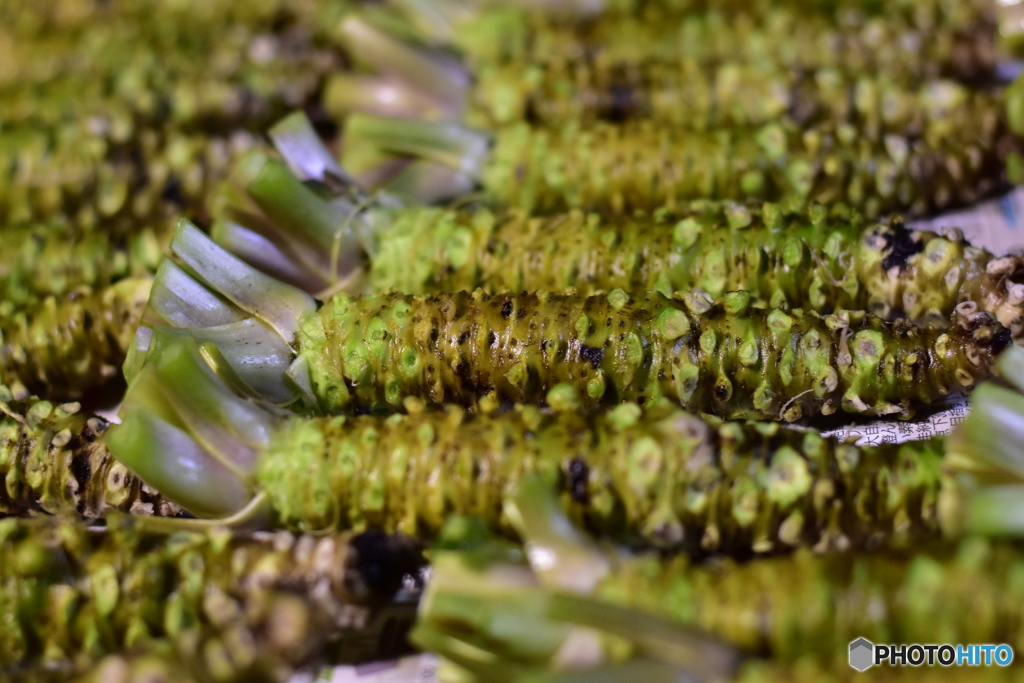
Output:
217,127,1024,341
0,388,178,519
111,335,965,556
143,220,1009,420
415,482,1024,681
0,515,423,681
0,278,151,400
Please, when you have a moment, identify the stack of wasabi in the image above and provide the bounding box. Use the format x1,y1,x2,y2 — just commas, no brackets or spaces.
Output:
6,1,1024,681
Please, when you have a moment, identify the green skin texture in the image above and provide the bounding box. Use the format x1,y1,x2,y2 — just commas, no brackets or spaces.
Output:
482,111,1018,216
0,0,343,230
599,539,1024,666
0,396,177,519
298,289,1006,420
259,401,947,551
0,224,163,311
0,123,258,234
0,277,151,400
455,0,995,82
0,517,418,682
0,0,338,131
366,203,1024,338
470,61,996,129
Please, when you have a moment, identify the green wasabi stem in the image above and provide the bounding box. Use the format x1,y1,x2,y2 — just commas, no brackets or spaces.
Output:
214,130,1024,339
0,0,359,232
267,111,353,187
0,386,179,518
325,72,460,122
391,0,604,49
332,110,486,205
109,336,279,517
142,226,1010,418
372,157,480,206
0,515,424,682
0,277,152,400
135,276,297,406
365,208,1024,342
343,114,491,182
332,135,476,206
144,221,314,404
218,111,474,274
218,152,368,286
213,114,406,287
418,487,1024,679
168,220,316,343
945,345,1024,536
112,337,960,553
146,261,246,330
330,13,470,121
345,110,1020,216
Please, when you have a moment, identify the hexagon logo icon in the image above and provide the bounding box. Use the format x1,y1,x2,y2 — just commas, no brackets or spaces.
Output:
849,638,874,672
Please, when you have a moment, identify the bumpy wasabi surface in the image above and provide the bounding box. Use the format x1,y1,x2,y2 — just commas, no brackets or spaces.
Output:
0,277,151,399
0,224,163,311
0,125,255,234
298,289,1008,419
483,111,1016,216
0,517,422,680
454,0,996,82
0,394,175,518
471,61,998,128
258,401,946,550
602,539,1024,664
367,204,1024,338
0,0,340,230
